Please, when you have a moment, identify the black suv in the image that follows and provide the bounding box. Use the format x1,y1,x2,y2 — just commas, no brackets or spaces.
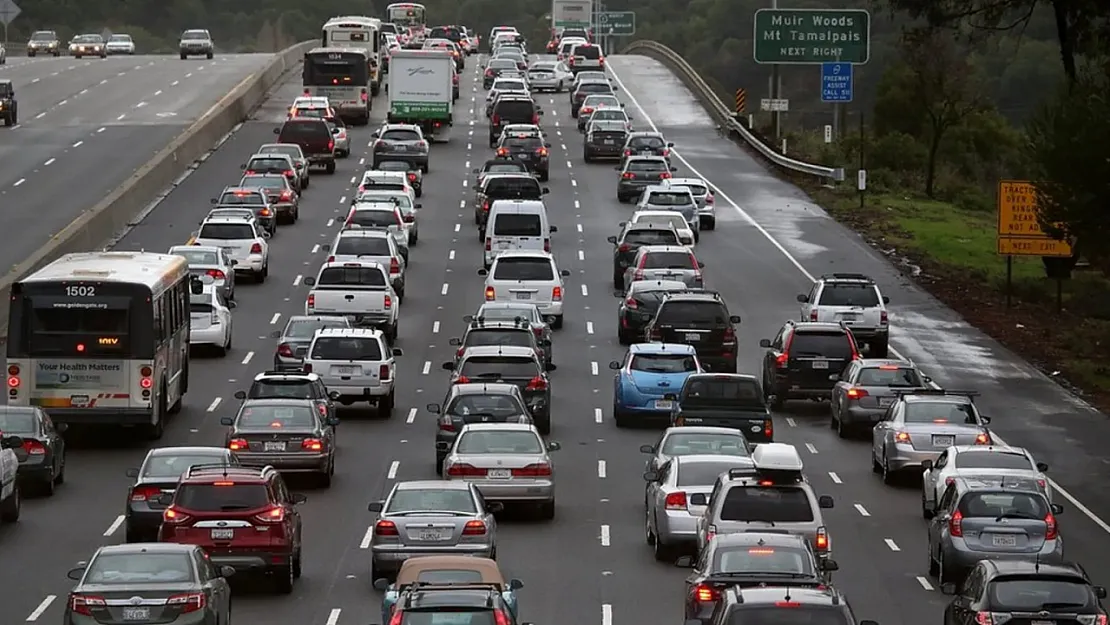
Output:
275,117,337,174
759,320,860,409
235,371,338,421
497,132,551,181
616,279,688,344
583,121,628,162
0,79,17,126
643,290,742,372
942,560,1106,625
701,585,874,625
488,95,543,147
474,173,549,230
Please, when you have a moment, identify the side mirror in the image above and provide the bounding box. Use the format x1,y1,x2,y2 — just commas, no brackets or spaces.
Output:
477,268,488,276
1051,503,1064,515
546,362,558,372
449,337,462,346
542,187,550,194
820,559,839,571
67,566,86,581
608,361,622,370
487,501,505,514
697,262,705,269
1036,462,1049,472
607,235,618,244
549,225,558,232
689,493,707,506
796,294,809,303
233,390,247,400
509,578,524,590
328,390,341,400
332,127,340,135
372,578,390,591
546,441,561,451
219,417,234,426
980,415,991,424
270,330,282,338
463,315,475,323
239,164,247,170
273,128,280,134
923,375,932,383
227,301,237,309
427,403,442,413
674,555,695,568
613,166,621,171
435,441,450,451
371,131,379,137
290,493,307,505
472,168,480,173
210,198,218,204
302,276,316,286
326,416,340,426
921,459,934,471
1095,586,1107,599
1,435,23,449
560,269,571,277
670,167,677,172
367,500,384,512
729,315,741,323
663,393,677,401
818,495,834,509
828,374,839,382
759,339,772,348
883,296,891,304
543,315,558,325
220,565,236,577
667,142,675,147
125,468,139,478
441,362,455,370
414,203,422,208
642,471,659,482
640,444,655,454
941,583,957,595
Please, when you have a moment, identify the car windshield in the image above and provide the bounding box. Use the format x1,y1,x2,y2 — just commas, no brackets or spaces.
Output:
624,230,679,246
477,305,538,324
197,223,254,240
724,606,849,625
335,236,392,256
447,395,524,418
954,452,1033,470
142,453,227,478
630,353,697,373
248,158,290,170
387,488,477,513
789,332,853,359
492,258,554,281
715,545,813,575
310,336,382,360
584,96,619,107
629,136,666,149
661,433,749,456
175,483,270,510
376,161,412,172
109,35,131,42
236,404,317,429
457,430,543,454
460,356,539,379
958,491,1048,518
642,251,694,269
989,579,1094,611
646,192,692,206
284,318,348,339
176,250,220,265
465,329,533,349
857,366,922,387
250,380,314,400
678,461,750,487
317,265,388,287
720,486,814,522
31,32,55,41
85,553,193,584
903,401,977,424
817,283,880,306
348,209,398,228
484,162,527,175
239,177,284,190
0,408,36,434
657,301,728,325
183,30,209,39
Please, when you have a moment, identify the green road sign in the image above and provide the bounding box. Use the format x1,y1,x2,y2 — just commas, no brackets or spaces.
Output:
598,11,635,36
753,9,870,64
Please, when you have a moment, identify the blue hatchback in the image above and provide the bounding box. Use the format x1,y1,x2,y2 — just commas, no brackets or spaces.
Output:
611,343,703,427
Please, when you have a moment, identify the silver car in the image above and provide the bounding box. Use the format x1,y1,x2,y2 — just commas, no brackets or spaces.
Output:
218,399,338,483
640,426,751,474
366,480,501,580
921,445,1051,517
872,390,993,484
526,60,573,92
623,245,704,292
636,186,700,237
371,124,430,172
257,143,310,191
442,423,560,519
829,358,929,437
667,177,717,230
169,244,236,301
270,315,352,372
644,454,756,560
179,29,213,59
105,34,135,55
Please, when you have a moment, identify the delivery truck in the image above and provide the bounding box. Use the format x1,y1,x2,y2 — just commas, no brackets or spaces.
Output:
386,49,454,141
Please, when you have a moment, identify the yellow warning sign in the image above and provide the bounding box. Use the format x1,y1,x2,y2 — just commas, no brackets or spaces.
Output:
997,237,1072,257
997,180,1048,236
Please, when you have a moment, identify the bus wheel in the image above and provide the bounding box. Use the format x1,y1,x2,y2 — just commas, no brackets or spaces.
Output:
145,384,166,440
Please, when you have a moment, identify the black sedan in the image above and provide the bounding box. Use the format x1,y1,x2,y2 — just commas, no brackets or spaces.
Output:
123,446,238,542
0,406,66,496
220,399,339,487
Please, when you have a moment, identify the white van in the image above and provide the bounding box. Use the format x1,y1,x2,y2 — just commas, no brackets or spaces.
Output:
483,200,557,268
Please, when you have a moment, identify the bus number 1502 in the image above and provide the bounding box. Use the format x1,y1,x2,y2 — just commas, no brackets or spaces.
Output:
65,286,96,297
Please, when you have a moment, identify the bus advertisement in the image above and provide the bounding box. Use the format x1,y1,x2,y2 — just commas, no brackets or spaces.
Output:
303,47,372,125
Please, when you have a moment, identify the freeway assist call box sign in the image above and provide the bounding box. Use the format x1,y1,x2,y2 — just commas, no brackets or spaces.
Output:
996,180,1073,257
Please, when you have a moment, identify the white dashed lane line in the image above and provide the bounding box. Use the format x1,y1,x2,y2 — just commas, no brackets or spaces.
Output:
269,313,281,324
206,397,222,412
387,461,399,479
854,503,871,517
884,539,901,552
422,361,431,375
594,408,603,424
828,471,842,484
406,408,417,424
26,595,56,621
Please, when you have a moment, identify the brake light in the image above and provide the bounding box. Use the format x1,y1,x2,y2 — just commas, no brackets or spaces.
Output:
244,170,255,176
162,506,191,524
326,256,335,263
690,254,701,277
361,89,368,102
1037,478,1047,489
167,592,206,613
537,147,548,156
809,309,819,321
280,190,292,201
497,148,509,156
254,505,285,523
974,432,991,444
7,363,19,390
390,257,401,274
462,520,488,535
617,243,630,252
633,268,644,281
283,169,294,178
815,526,829,551
544,239,551,252
949,509,963,537
408,173,417,181
775,353,788,368
140,365,153,390
384,294,393,309
130,485,161,501
375,520,399,535
328,139,335,152
624,296,638,309
228,438,248,451
307,293,315,309
894,431,911,443
485,69,494,76
945,477,955,487
532,113,540,124
706,193,714,204
599,56,605,65
723,326,736,344
250,243,262,254
380,364,391,381
621,172,635,179
456,375,471,384
526,376,547,391
491,114,500,126
581,107,593,115
485,286,495,300
693,584,719,603
438,415,455,432
446,463,487,477
623,149,631,156
485,237,492,252
764,419,773,439
660,172,672,179
1045,512,1058,540
206,269,225,280
70,595,106,616
665,491,687,510
483,200,491,212
302,438,323,451
846,388,868,399
21,439,45,455
662,148,671,156
552,286,562,301
880,310,889,325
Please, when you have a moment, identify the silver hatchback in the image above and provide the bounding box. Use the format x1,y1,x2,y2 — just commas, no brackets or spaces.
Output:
623,245,704,292
442,423,560,519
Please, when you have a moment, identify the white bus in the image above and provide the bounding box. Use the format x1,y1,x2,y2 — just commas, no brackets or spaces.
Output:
386,3,427,42
323,16,383,96
303,47,372,125
5,252,200,439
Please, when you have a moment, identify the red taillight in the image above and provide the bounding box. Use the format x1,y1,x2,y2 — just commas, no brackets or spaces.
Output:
660,172,672,179
462,520,488,535
621,172,634,179
617,243,630,252
623,149,631,156
552,286,562,301
544,239,551,252
1037,478,1047,489
513,463,552,477
949,509,963,537
974,432,991,444
254,505,286,523
491,114,500,125
456,375,471,384
384,294,393,309
375,520,399,535
706,193,714,204
408,173,417,181
438,415,455,432
228,438,248,451
1045,512,1058,540
662,148,671,156
526,375,547,391
775,353,789,368
485,286,495,300
880,310,889,325
815,526,829,551
497,148,509,156
361,89,369,102
327,140,335,151
71,595,106,616
7,363,19,388
301,438,323,451
283,169,294,178
809,309,819,321
280,190,292,201
167,592,206,614
485,69,494,76
206,269,225,280
446,463,487,477
380,364,391,381
894,431,911,443
624,296,638,309
485,237,492,252
130,485,161,501
764,419,773,439
162,506,191,524
532,113,540,124
250,243,262,254
326,256,335,263
581,107,593,115
945,477,955,487
665,491,687,510
21,439,45,455
307,293,315,309
599,57,605,65
723,326,736,344
537,147,548,156
692,584,719,603
846,388,868,399
244,170,255,175
390,257,400,274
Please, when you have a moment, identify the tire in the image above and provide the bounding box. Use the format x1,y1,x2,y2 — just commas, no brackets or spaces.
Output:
206,52,213,60
538,171,549,182
583,152,592,163
703,218,716,231
325,161,336,174
1,483,21,523
293,548,303,578
871,338,889,358
145,384,167,440
379,390,395,418
435,455,444,476
613,404,628,428
302,176,310,189
55,453,66,485
180,53,186,60
27,51,34,57
538,499,555,520
40,471,56,497
422,162,429,173
255,270,266,284
415,187,422,198
536,414,550,435
551,316,563,329
273,562,294,594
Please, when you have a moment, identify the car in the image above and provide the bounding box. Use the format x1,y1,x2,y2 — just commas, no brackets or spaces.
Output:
483,58,519,88
429,383,533,474
829,358,930,437
327,119,351,157
179,29,214,59
219,399,339,486
169,244,236,301
288,96,336,121
374,159,423,197
303,328,402,415
0,406,66,496
676,532,837,625
451,317,548,368
0,79,16,126
497,122,544,143
636,185,701,237
616,279,688,345
797,273,892,357
643,290,742,372
243,152,301,194
275,117,337,174
922,445,1051,516
492,48,527,71
495,131,551,181
644,454,757,560
361,190,420,246
326,228,407,298
157,464,305,593
583,120,629,161
610,343,703,427
374,556,523,623
69,34,106,58
759,320,860,408
557,38,588,61
188,285,234,356
928,476,1064,585
527,60,573,91
270,315,352,371
212,186,275,235
488,96,543,147
577,93,623,122
0,432,20,523
473,173,549,230
371,123,430,172
64,544,233,625
616,156,678,203
938,560,1107,624
105,33,136,55
485,76,530,111
607,223,683,289
257,143,310,190
442,423,559,518
668,177,717,230
26,30,60,56
191,215,269,283
627,209,697,247
464,303,554,355
667,374,775,444
387,581,518,625
238,173,299,225
571,69,608,89
472,156,531,188
235,370,338,420
358,169,416,200
478,251,570,329
204,207,259,226
343,201,411,263
568,42,604,72
622,245,704,293
366,480,499,581
871,389,993,484
697,585,869,625
122,446,238,542
640,426,752,475
443,345,552,433
580,107,632,133
622,131,674,165
570,80,616,116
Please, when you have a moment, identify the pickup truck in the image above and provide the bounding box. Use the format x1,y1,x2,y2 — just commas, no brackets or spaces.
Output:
302,261,400,343
665,373,773,445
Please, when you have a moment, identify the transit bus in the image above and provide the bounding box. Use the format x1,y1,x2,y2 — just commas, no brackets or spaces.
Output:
386,3,427,42
323,16,383,96
302,47,372,125
5,252,201,439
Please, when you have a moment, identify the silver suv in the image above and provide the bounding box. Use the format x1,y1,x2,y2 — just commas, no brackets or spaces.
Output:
303,328,402,417
797,273,890,357
179,29,213,59
371,123,430,172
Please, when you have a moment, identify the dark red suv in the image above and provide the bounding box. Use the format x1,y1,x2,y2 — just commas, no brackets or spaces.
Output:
156,464,305,593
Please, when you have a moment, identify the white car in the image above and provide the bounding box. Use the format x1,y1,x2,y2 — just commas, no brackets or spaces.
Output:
358,170,415,201
326,228,407,299
344,200,411,261
921,445,1052,517
189,286,235,356
105,34,135,55
628,210,696,248
557,38,587,61
526,61,573,92
485,78,529,108
478,251,570,329
192,215,270,283
355,190,420,247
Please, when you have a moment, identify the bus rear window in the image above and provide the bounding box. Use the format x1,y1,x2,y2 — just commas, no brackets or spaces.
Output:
25,300,130,355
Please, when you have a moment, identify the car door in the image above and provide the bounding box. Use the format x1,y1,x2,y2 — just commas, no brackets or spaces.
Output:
929,483,958,552
647,431,668,472
925,450,949,507
762,324,788,386
872,403,897,459
648,460,671,531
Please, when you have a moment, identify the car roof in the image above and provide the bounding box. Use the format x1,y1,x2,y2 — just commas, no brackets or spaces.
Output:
735,587,841,606
147,446,230,457
239,398,317,409
450,383,521,395
628,279,687,292
493,250,554,260
663,426,749,437
686,373,759,383
338,228,392,238
790,321,846,333
950,445,1028,456
253,370,321,381
981,559,1086,578
903,394,972,405
628,342,697,355
674,453,753,466
954,475,1043,492
668,177,705,186
460,422,536,432
201,216,255,226
460,345,536,358
638,245,691,255
855,358,913,368
96,543,199,556
171,244,221,253
395,480,471,491
713,532,808,548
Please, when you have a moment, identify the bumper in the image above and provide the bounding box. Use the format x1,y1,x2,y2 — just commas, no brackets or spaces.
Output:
460,478,555,501
530,79,561,90
657,510,699,543
232,256,265,273
320,312,395,328
271,202,296,217
374,151,428,167
325,383,392,399
887,444,942,472
772,376,835,400
125,504,165,534
180,47,211,55
190,326,226,346
47,407,152,426
17,457,53,482
233,451,329,472
942,540,1064,572
617,182,649,196
307,153,336,164
586,144,624,156
841,404,888,425
371,544,493,568
208,551,292,572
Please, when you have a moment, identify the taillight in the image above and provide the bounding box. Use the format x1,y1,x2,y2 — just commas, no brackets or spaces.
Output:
390,257,400,274
70,595,106,616
283,169,294,177
408,173,417,181
167,592,206,614
22,439,45,455
723,326,736,344
250,243,262,254
327,140,334,151
244,170,255,175
162,506,191,524
661,148,670,156
623,149,631,156
301,438,323,451
462,520,488,535
659,172,672,179
809,309,819,321
258,208,272,217
254,505,286,523
446,463,487,477
485,286,495,300
599,57,605,65
438,415,455,432
485,237,492,252
206,269,225,280
361,89,368,102
280,190,292,201
375,520,399,535
764,419,773,439
307,293,315,309
775,353,789,368
380,364,391,381
581,107,593,115
945,477,955,487
815,526,829,551
485,69,494,76
705,193,714,204
491,114,500,125
7,364,20,390
526,376,547,391
617,243,630,252
483,200,490,212
880,310,889,325
532,113,540,124
1037,478,1047,489
974,432,991,444
497,148,509,156
303,364,312,373
537,147,548,156
665,492,687,510
544,239,551,252
894,431,911,444
621,172,634,179
384,294,393,309
140,365,153,390
692,584,719,603
456,375,471,384
552,286,562,301
228,438,248,451
624,296,638,309
130,485,161,502
1045,512,1058,540
949,509,963,537
327,256,335,263
632,269,644,281
513,463,552,477
845,388,868,399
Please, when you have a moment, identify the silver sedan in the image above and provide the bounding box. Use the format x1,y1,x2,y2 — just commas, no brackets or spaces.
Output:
442,423,560,519
872,393,993,485
170,244,236,300
366,480,500,581
526,60,573,92
640,426,751,475
622,245,704,292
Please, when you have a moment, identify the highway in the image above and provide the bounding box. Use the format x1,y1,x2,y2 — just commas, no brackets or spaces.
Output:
0,53,275,273
2,51,1109,625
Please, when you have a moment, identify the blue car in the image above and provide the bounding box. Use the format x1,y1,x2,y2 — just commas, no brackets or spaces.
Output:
610,343,703,427
373,556,522,623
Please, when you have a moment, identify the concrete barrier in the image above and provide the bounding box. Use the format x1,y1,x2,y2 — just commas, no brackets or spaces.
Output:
0,41,315,333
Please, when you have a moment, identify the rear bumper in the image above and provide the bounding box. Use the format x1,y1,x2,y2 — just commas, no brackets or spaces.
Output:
324,383,392,399
234,451,330,472
841,405,887,425
190,325,226,346
46,408,152,426
208,551,292,572
886,445,941,472
371,544,493,568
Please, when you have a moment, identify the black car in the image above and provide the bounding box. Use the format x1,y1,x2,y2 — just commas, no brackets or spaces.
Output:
643,290,742,372
271,315,352,371
497,132,551,181
483,58,518,88
443,346,553,433
488,96,543,147
123,446,238,542
607,224,682,288
758,320,861,409
942,560,1107,625
472,155,530,187
616,155,677,203
583,121,628,162
0,79,16,126
429,382,532,474
667,374,774,444
622,131,674,163
615,279,688,344
570,81,615,117
276,117,337,174
0,406,65,494
474,173,549,229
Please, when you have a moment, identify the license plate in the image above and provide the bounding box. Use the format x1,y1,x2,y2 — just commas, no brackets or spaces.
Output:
419,529,448,541
811,360,829,369
264,441,286,452
654,400,673,410
334,365,358,375
497,241,512,248
838,313,858,320
603,139,614,145
991,534,1018,547
488,469,511,479
223,247,236,254
684,333,701,341
1031,621,1054,625
69,394,90,407
879,397,894,406
122,607,150,621
932,435,955,447
210,528,234,540
514,292,531,300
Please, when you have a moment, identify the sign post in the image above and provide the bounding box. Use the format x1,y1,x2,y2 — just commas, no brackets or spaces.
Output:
996,180,1074,309
0,0,21,47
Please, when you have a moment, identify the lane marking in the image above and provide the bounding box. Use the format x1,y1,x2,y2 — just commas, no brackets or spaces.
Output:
854,503,870,517
103,515,124,537
884,538,901,551
916,576,935,591
292,275,302,286
576,223,583,232
449,250,455,260
785,417,797,427
600,524,610,546
454,223,460,232
43,158,54,166
422,361,431,375
97,127,105,133
441,283,449,295
581,284,589,297
326,609,341,625
26,595,56,621
72,140,83,148
586,321,594,334
595,408,603,423
387,460,399,479
325,218,334,228
13,178,24,186
578,250,584,260
406,408,417,424
597,460,606,478
359,526,374,549
432,321,440,333
311,244,320,254
591,361,598,375
828,471,842,484
603,604,613,625
206,397,222,412
804,443,818,454
241,351,254,365
269,313,281,325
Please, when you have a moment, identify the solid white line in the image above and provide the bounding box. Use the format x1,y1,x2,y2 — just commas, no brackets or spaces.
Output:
26,595,56,621
884,538,900,551
103,515,124,537
206,397,221,412
916,576,935,591
597,460,606,478
600,524,610,546
326,608,342,625
854,503,870,517
581,284,589,297
407,408,417,423
269,313,281,324
591,361,598,375
586,321,594,334
595,408,603,423
43,158,55,166
359,526,374,549
240,351,254,365
441,283,449,295
804,443,818,454
422,361,431,375
387,461,399,479
432,321,440,333
828,472,842,484
602,604,613,625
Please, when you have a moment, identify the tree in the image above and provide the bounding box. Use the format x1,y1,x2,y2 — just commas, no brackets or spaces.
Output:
895,30,986,197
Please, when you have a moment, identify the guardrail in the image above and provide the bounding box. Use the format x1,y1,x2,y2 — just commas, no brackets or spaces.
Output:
619,40,844,181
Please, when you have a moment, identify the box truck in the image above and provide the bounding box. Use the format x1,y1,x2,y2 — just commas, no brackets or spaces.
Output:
386,49,454,141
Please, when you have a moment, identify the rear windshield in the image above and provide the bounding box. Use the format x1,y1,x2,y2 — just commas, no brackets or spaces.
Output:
456,431,543,454
657,301,728,325
629,160,668,172
592,130,627,140
679,184,707,195
349,210,398,228
958,491,1048,518
584,96,619,107
217,192,264,206
629,288,680,309
280,121,328,139
460,356,539,378
660,432,749,456
178,250,219,265
183,30,208,39
388,487,477,514
175,483,270,511
643,252,693,269
678,461,746,487
489,60,516,70
492,258,554,281
629,136,665,149
240,176,284,190
494,101,536,118
725,607,848,625
142,454,228,478
447,394,525,418
789,332,852,359
284,318,349,338
237,404,316,429
335,236,392,256
630,353,697,373
493,214,542,236
250,379,314,400
485,179,542,198
574,45,600,59
720,486,814,522
85,553,193,585
415,570,485,584
484,162,527,175
317,266,387,287
465,329,534,348
682,378,764,407
954,452,1032,471
647,192,692,206
0,410,36,434
504,137,542,149
903,401,976,424
260,146,301,160
363,182,405,192
310,336,382,360
591,111,625,121
381,129,420,142
715,545,813,575
578,83,611,94
817,283,880,307
857,367,922,387
989,579,1095,611
624,230,679,246
376,161,412,172
198,224,254,240
495,80,527,91
248,158,289,170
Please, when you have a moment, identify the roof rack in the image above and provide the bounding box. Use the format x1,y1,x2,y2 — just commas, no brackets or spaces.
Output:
468,315,530,330
893,388,979,400
399,583,500,609
820,273,873,282
183,463,262,478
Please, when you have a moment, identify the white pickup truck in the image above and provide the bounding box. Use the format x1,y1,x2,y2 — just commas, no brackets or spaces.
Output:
302,261,400,342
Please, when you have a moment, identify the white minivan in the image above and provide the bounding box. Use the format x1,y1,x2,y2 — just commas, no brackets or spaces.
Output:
483,200,557,268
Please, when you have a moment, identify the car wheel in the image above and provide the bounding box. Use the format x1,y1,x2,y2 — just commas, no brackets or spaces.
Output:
882,452,896,485
0,483,20,523
379,390,395,418
274,561,294,594
538,499,555,520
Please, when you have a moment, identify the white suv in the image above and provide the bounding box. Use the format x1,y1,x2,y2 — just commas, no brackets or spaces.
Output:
303,328,402,417
358,170,415,200
326,228,407,299
797,273,891,357
192,216,270,283
478,251,570,329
